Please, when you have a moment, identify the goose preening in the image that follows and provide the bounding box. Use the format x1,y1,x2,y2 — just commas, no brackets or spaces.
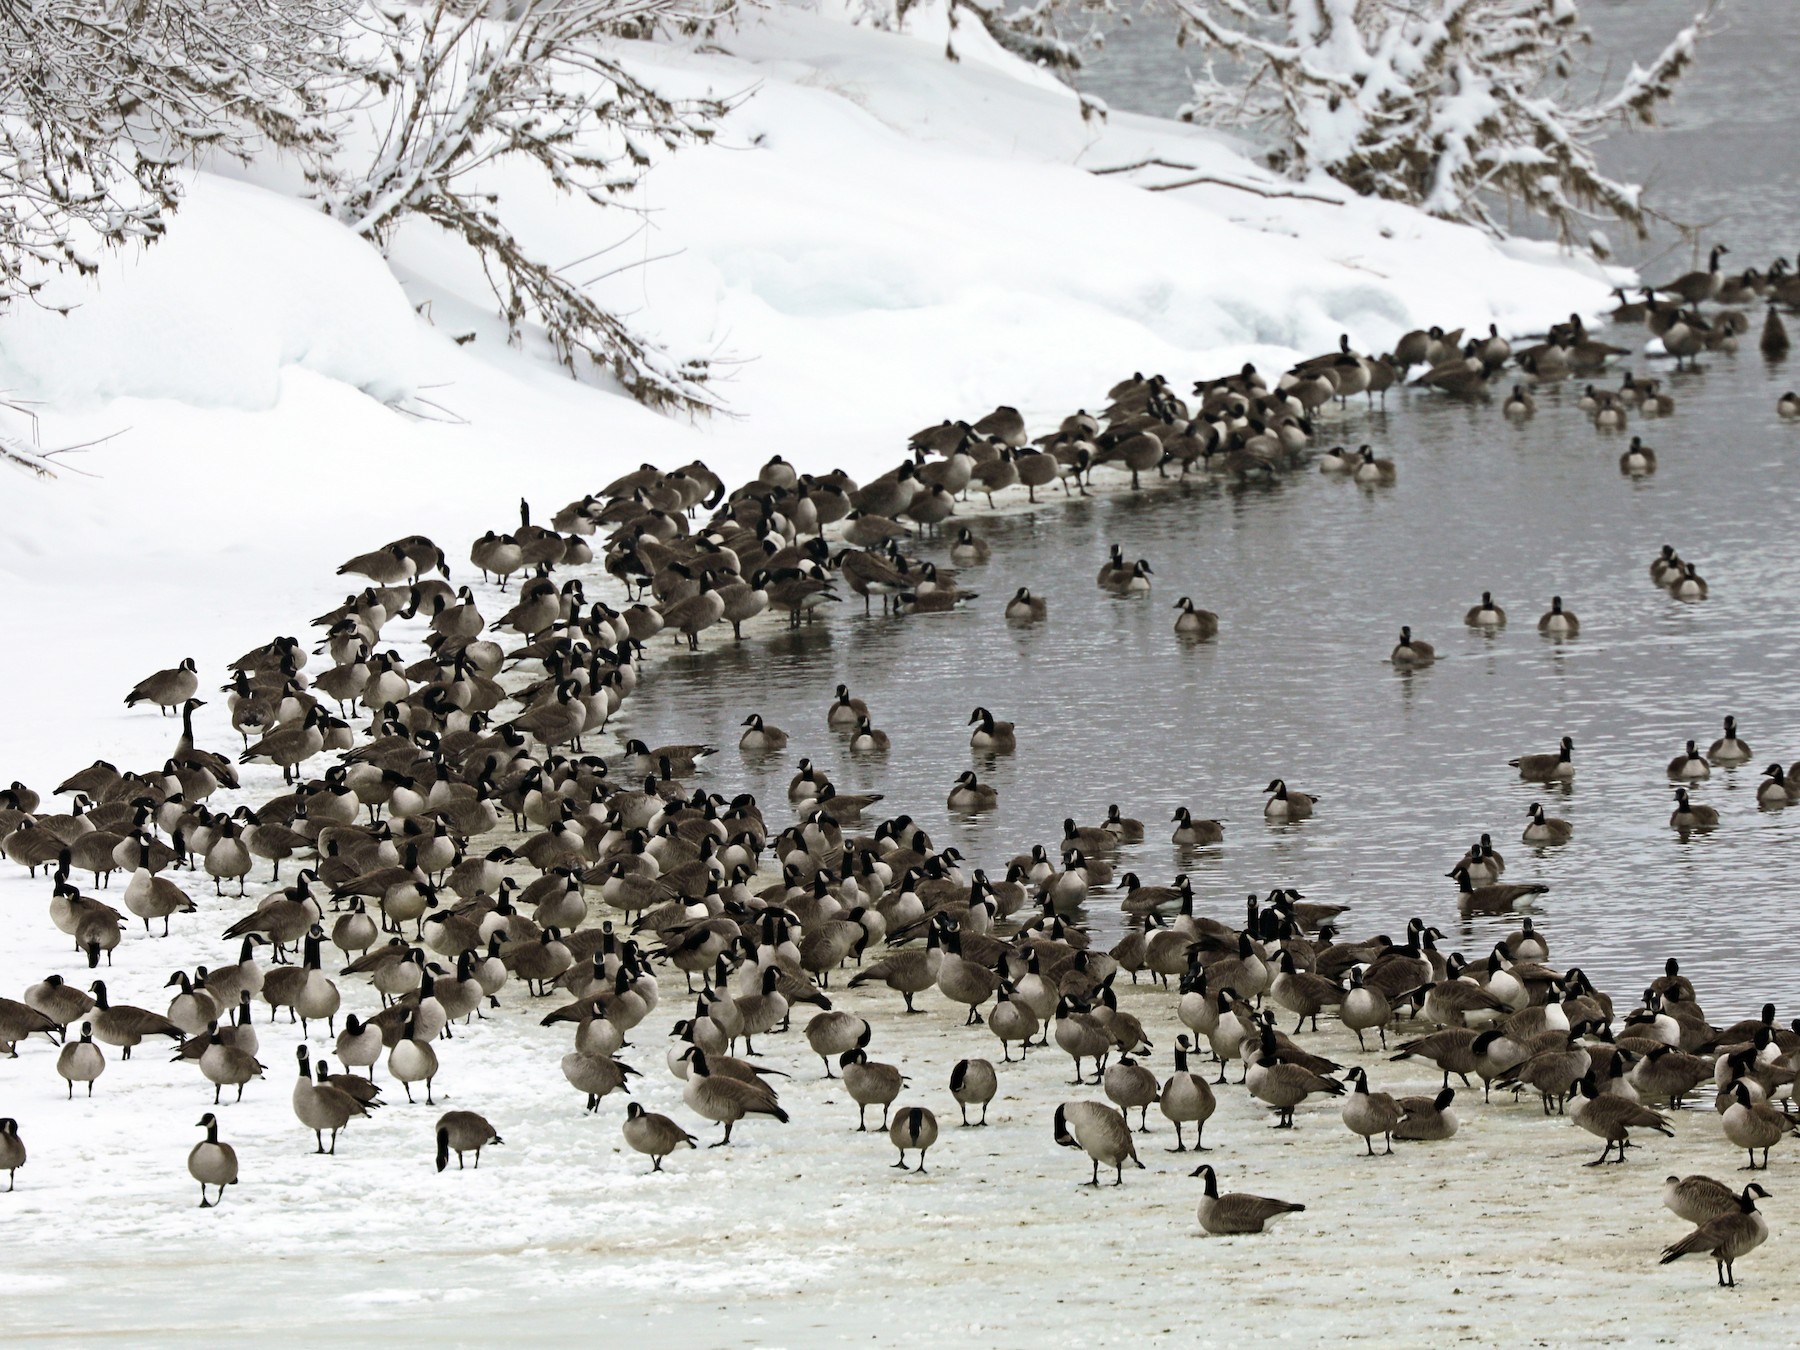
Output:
1660,1184,1770,1287
435,1111,502,1171
0,1119,23,1190
1053,1101,1142,1186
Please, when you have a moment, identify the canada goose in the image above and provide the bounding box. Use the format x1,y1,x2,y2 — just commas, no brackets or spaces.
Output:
1661,243,1728,305
1269,951,1342,1033
685,1049,788,1145
950,1057,997,1126
1190,1164,1304,1234
1352,446,1395,483
738,715,788,753
1004,587,1046,624
889,1106,939,1172
1779,391,1800,420
1055,998,1114,1085
1649,543,1683,585
1168,807,1223,848
1053,1101,1142,1186
0,1118,22,1190
1667,741,1711,781
622,1102,697,1171
949,527,991,565
561,1049,636,1111
847,924,942,1013
841,1048,906,1130
967,706,1016,753
804,1012,870,1077
1669,788,1718,833
435,1110,502,1170
1630,1045,1713,1106
1100,559,1154,598
1340,1067,1402,1155
1158,1037,1216,1151
1339,969,1392,1051
946,771,998,813
1248,1027,1342,1126
1448,865,1547,917
1172,597,1219,639
24,973,93,1032
199,1027,265,1104
1660,1183,1770,1287
1570,1072,1673,1164
1664,1174,1740,1226
1670,564,1708,601
1464,591,1506,627
293,1046,369,1152
88,980,183,1059
986,984,1039,1061
1392,1087,1459,1141
1510,736,1574,782
1521,802,1573,846
1708,716,1752,766
56,1022,106,1097
1723,1082,1796,1169
1102,1054,1159,1132
1389,626,1434,667
121,842,193,936
1091,808,1143,851
848,718,890,755
125,657,199,715
1536,597,1579,636
389,1016,439,1103
1619,436,1657,475
1758,764,1797,808
186,1113,238,1207
1391,1027,1479,1089
1421,977,1513,1027
1262,779,1315,822
1502,386,1535,419
240,706,328,784
827,684,868,730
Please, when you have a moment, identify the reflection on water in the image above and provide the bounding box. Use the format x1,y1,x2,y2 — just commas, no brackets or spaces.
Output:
1078,0,1799,270
617,333,1800,1017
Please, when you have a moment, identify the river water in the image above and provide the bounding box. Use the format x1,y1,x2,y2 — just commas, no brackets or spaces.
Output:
1076,0,1799,273
609,0,1800,1017
617,306,1800,1015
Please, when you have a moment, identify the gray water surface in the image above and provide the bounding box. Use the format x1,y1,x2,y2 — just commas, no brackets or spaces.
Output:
614,331,1800,1017
1078,0,1799,271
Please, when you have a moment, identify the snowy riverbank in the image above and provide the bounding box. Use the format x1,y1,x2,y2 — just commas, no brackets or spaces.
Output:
4,8,1757,1346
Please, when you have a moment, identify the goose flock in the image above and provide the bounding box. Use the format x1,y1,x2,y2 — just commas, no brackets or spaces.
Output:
3,244,1799,1306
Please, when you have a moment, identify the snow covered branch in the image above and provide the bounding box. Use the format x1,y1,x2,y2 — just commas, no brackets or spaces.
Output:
0,0,348,306
1169,0,1708,245
316,0,731,414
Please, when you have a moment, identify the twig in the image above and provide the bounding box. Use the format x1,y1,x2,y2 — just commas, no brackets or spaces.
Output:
1088,156,1198,175
1146,175,1342,204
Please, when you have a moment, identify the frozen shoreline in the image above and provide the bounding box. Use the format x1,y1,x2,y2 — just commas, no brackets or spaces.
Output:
4,460,1797,1346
